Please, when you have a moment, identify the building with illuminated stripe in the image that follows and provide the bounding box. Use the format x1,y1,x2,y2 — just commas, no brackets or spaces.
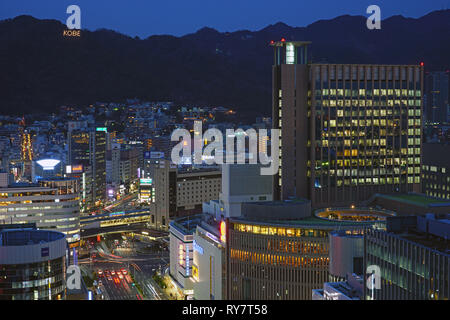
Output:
364,214,449,300
271,40,424,208
171,202,392,300
169,214,205,298
192,220,225,300
0,178,80,247
226,209,386,300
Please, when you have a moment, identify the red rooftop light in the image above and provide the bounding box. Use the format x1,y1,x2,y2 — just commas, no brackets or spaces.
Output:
420,61,425,67
281,37,286,42
270,40,274,44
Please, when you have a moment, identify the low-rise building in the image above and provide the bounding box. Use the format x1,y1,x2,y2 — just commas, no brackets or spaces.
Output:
169,214,204,298
192,218,226,300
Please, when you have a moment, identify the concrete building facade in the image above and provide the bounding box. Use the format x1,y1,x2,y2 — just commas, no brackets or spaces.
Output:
271,41,424,208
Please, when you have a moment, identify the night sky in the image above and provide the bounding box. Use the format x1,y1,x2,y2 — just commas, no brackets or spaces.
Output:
0,0,447,37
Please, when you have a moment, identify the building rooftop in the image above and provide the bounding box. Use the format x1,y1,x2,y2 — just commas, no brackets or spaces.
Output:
0,185,49,192
170,214,205,235
377,193,450,207
177,167,221,175
398,231,450,256
315,207,395,222
246,198,308,207
269,40,311,47
326,281,361,299
385,215,450,256
39,177,78,182
0,228,65,246
232,214,383,229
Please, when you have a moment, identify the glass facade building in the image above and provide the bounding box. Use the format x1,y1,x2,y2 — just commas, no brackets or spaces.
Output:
0,227,67,300
421,143,450,200
68,129,106,209
365,216,449,300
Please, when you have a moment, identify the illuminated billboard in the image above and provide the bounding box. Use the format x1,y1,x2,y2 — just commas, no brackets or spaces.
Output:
140,178,152,185
36,159,60,170
66,164,83,174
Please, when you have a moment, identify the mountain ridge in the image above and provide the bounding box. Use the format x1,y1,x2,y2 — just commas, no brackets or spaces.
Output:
1,10,449,118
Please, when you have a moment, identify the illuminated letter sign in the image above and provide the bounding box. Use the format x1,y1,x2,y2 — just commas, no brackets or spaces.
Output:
71,164,83,173
193,240,204,255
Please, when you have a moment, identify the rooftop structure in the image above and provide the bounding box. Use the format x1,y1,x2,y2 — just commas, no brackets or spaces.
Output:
0,228,65,246
312,274,363,300
315,207,395,222
365,214,450,300
368,192,450,216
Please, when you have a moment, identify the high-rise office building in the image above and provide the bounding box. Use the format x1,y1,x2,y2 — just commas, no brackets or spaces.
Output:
106,144,121,185
68,127,106,209
68,131,90,167
271,40,423,208
106,144,140,186
66,164,93,213
421,143,450,200
92,128,106,206
424,71,449,124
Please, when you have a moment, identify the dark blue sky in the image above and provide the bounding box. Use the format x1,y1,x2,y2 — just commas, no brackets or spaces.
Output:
0,0,447,37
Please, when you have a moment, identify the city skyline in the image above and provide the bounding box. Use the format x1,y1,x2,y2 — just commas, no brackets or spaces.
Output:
0,0,447,38
0,0,449,304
